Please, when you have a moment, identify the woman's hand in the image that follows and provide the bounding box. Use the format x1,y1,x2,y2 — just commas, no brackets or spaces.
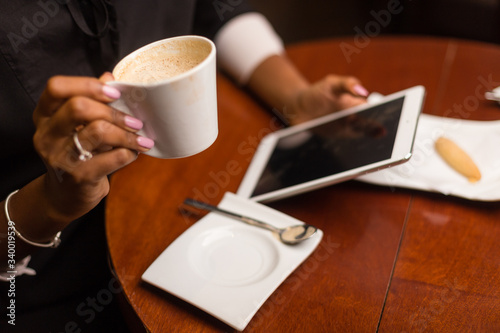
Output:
287,74,368,125
32,73,154,227
246,55,368,126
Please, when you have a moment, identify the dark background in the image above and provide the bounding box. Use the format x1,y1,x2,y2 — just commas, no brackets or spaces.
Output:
248,0,500,45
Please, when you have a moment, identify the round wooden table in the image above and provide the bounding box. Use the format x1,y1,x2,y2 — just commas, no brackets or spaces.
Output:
106,36,500,332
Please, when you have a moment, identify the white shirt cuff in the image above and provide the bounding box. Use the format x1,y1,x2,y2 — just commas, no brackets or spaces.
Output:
215,12,285,85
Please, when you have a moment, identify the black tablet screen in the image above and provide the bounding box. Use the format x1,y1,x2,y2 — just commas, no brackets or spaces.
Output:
251,97,405,197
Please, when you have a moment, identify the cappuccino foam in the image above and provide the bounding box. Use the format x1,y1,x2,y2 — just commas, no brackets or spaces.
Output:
114,39,211,84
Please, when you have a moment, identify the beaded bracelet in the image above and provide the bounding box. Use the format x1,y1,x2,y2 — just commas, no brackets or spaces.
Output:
4,190,61,248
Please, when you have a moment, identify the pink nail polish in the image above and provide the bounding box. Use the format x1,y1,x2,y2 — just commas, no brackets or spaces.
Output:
125,116,143,130
102,85,121,99
353,84,369,97
137,136,154,149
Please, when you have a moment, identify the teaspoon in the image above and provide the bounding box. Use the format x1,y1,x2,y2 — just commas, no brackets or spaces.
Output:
183,198,317,245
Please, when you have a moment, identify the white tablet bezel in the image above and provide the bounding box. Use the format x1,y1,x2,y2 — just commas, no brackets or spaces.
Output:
237,85,426,202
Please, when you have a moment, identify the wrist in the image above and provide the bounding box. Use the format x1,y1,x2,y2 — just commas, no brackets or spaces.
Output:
247,54,310,123
6,174,79,245
285,87,314,126
43,170,106,223
4,190,61,248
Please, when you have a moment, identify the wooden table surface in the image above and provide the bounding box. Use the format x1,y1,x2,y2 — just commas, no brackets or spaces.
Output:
106,36,500,332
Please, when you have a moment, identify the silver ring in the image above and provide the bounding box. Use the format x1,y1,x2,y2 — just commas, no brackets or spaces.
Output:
73,132,93,161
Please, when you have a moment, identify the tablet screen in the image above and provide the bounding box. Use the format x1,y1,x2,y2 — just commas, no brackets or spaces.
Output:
251,97,405,197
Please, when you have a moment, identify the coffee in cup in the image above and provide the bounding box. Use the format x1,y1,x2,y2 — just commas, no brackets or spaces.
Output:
113,38,212,84
109,36,218,159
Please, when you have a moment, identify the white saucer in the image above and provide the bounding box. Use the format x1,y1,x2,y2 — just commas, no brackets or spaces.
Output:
142,192,323,331
188,224,280,287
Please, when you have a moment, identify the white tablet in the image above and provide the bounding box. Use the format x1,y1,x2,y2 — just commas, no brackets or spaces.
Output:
237,85,426,202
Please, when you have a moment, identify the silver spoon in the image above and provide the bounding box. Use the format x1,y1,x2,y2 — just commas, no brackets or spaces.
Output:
183,198,318,245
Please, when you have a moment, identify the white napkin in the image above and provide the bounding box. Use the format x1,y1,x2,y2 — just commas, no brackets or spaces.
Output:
357,114,500,201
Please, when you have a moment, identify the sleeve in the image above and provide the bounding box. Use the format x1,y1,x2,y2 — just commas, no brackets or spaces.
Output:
192,0,254,40
214,12,285,85
192,1,285,85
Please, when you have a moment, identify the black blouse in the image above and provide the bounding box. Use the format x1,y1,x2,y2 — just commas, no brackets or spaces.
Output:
0,1,252,331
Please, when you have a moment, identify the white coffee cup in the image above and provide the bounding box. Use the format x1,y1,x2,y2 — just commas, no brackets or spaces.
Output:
108,35,218,159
